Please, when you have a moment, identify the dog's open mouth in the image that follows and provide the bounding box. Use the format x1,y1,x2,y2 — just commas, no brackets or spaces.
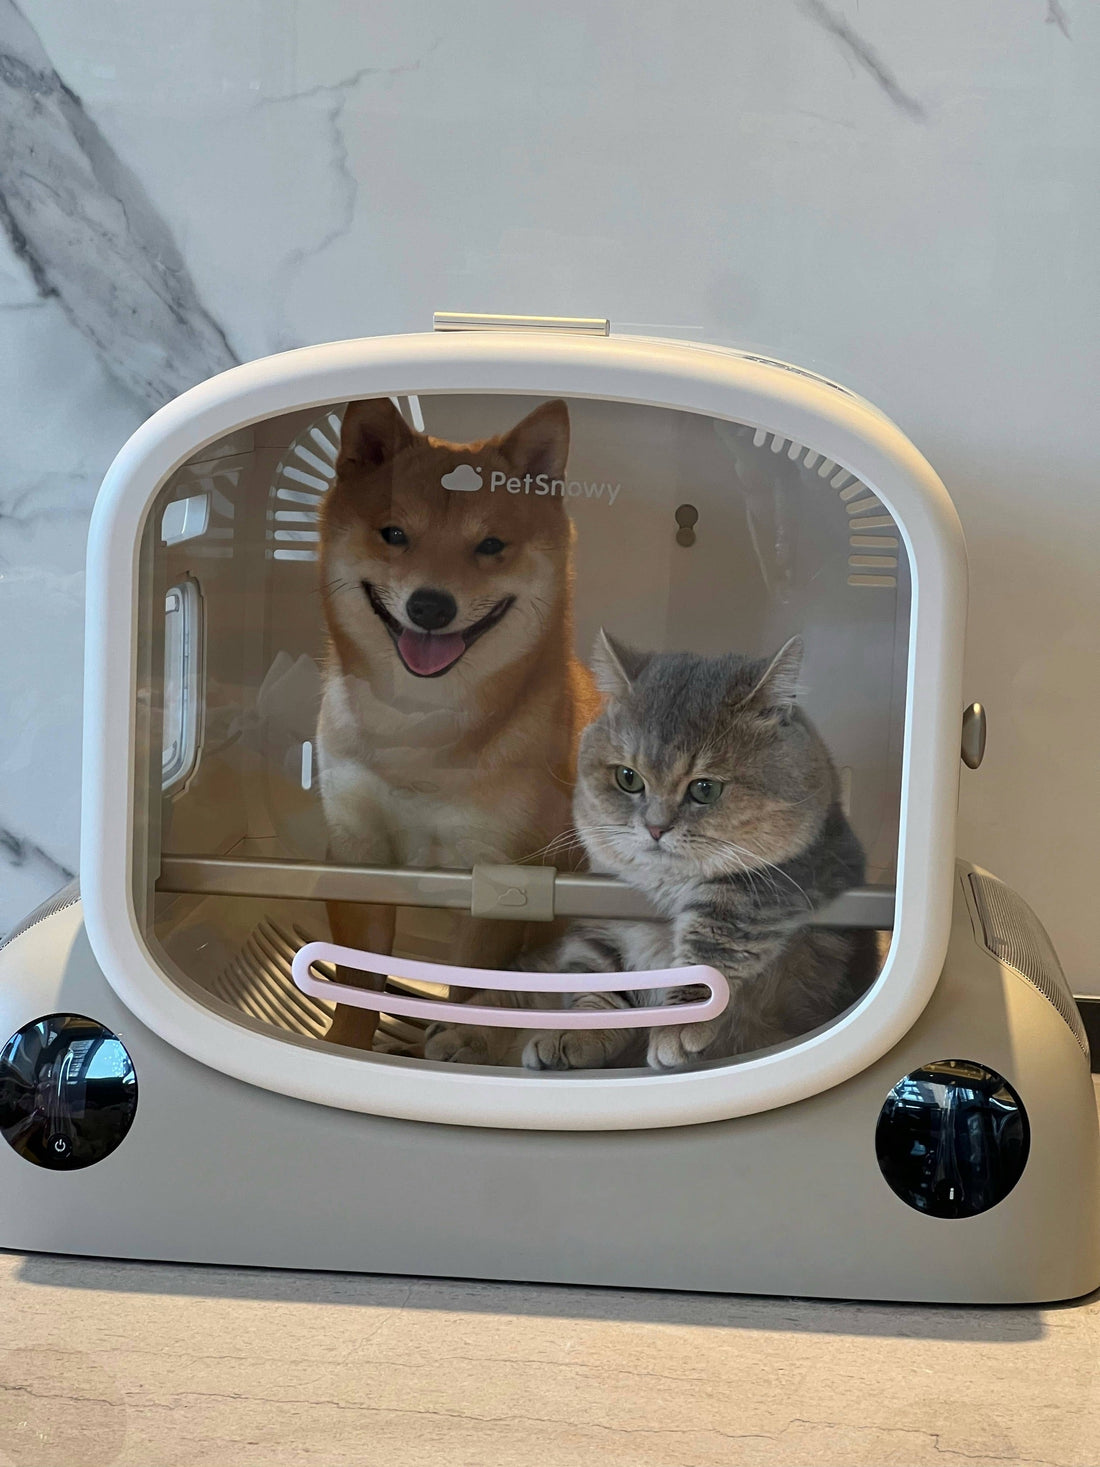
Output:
364,584,516,678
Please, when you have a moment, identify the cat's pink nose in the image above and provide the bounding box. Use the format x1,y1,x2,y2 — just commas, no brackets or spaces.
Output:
647,824,667,842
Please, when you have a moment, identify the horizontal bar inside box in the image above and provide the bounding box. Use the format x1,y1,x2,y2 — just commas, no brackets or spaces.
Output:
157,856,896,928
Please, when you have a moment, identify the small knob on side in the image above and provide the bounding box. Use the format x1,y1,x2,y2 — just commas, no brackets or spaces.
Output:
961,702,987,769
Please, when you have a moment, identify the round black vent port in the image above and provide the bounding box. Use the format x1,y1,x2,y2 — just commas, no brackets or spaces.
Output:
0,1014,137,1171
875,1059,1029,1219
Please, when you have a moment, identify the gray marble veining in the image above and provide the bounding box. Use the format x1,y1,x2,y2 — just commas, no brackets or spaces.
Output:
0,827,72,890
259,44,439,353
0,0,238,409
0,0,247,934
796,0,927,120
1047,1,1072,38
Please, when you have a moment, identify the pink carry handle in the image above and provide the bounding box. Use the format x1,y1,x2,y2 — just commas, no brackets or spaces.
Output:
292,942,729,1029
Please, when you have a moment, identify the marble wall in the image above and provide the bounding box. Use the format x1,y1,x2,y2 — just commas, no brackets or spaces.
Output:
1,0,1097,989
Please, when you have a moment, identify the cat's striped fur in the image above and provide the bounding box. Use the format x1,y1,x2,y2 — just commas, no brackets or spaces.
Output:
522,633,879,1071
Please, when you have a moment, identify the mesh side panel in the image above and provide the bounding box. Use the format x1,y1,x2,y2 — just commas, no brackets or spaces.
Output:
0,878,81,953
969,872,1088,1058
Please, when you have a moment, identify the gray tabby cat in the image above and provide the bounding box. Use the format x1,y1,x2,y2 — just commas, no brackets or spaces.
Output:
517,631,878,1071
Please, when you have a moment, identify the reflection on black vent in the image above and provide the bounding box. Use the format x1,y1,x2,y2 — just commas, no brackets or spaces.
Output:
0,878,80,953
969,873,1088,1058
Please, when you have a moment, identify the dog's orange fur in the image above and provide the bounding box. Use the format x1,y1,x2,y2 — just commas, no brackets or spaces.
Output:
316,397,597,1049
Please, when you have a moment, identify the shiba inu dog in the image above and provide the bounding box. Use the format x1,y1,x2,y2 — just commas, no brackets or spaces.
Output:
317,396,597,1049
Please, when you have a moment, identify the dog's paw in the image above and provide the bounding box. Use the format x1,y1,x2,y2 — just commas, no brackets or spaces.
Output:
647,1019,722,1070
423,1024,492,1065
523,1029,609,1071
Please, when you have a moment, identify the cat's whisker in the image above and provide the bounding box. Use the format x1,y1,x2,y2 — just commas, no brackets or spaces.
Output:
540,759,575,792
684,835,797,904
711,841,811,908
526,830,580,853
517,823,626,865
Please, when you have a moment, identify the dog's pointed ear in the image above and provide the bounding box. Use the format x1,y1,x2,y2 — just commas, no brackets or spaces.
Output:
592,628,648,700
337,398,418,474
745,636,803,712
498,399,570,481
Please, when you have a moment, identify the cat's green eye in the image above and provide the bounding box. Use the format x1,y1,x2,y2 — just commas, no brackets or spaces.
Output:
614,766,645,794
687,778,724,805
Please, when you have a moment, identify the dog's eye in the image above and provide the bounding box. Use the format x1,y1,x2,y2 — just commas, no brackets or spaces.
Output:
614,766,645,794
475,536,505,556
687,778,724,805
379,526,408,547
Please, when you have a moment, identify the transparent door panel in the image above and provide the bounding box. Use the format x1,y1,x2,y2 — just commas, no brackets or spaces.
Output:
135,392,908,1069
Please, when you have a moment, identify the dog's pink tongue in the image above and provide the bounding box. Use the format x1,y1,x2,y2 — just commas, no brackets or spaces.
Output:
397,629,466,676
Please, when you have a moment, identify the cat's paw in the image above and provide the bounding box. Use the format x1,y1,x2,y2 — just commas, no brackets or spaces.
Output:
423,1024,493,1065
647,1019,722,1070
523,1029,610,1071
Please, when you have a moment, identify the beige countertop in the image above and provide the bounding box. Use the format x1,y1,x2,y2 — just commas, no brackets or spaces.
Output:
2,1085,1098,1467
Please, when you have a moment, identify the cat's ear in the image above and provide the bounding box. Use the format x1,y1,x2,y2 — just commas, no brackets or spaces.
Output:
592,628,648,699
337,397,419,474
497,399,570,481
746,636,803,712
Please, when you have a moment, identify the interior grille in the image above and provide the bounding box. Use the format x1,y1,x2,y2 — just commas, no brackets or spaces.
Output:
212,918,430,1055
969,872,1088,1058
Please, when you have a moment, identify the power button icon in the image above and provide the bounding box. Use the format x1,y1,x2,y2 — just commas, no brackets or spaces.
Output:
46,1134,73,1160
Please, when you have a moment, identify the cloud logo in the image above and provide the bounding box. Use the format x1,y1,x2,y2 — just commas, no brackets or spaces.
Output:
441,464,482,493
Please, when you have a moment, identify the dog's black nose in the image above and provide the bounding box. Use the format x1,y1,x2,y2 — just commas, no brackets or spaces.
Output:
406,587,458,631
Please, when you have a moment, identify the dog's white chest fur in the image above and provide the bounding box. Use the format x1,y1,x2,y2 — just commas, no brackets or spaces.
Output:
317,675,538,870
